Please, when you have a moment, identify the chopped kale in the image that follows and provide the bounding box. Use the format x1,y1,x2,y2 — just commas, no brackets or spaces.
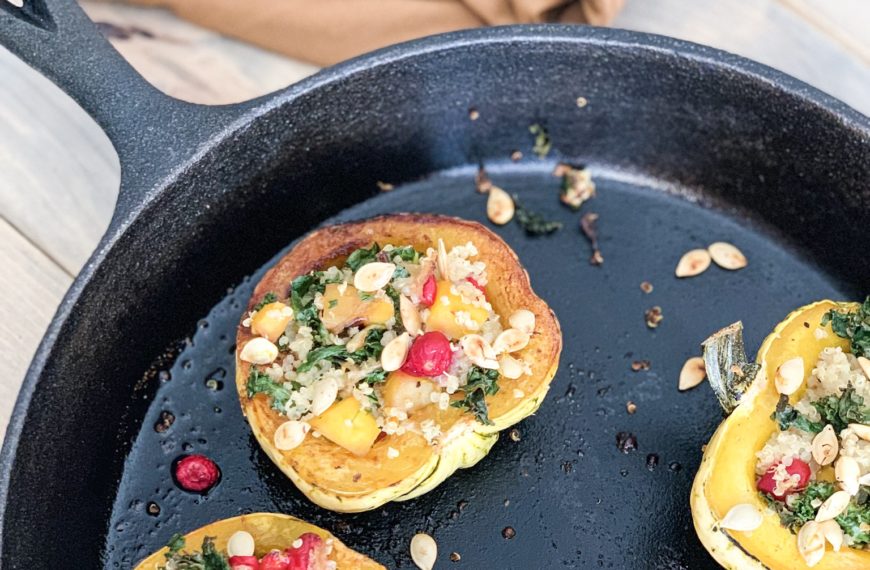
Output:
253,292,278,311
387,246,420,263
297,344,349,373
384,285,402,324
346,243,380,272
529,123,551,158
166,533,185,557
246,370,291,413
289,272,328,340
761,481,836,532
822,297,870,357
328,299,338,309
836,501,870,545
812,385,870,432
363,368,388,385
358,291,375,302
392,265,411,279
513,195,562,236
201,538,231,570
160,536,229,570
348,328,385,364
772,394,824,434
452,366,500,425
465,366,501,396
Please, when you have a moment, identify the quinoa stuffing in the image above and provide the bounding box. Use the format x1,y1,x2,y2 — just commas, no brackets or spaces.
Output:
755,327,870,563
238,240,537,457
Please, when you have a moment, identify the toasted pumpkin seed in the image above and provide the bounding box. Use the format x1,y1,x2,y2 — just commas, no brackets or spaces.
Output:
708,242,748,270
858,356,870,380
498,354,524,379
775,357,805,395
849,423,870,441
381,332,412,372
679,357,706,391
835,456,860,495
815,490,850,521
818,519,844,552
273,420,310,451
240,337,279,364
487,186,515,225
493,328,530,354
812,425,838,466
797,521,827,567
460,334,499,369
719,503,762,531
227,530,255,558
675,249,711,278
400,294,422,336
353,262,396,292
508,309,536,335
310,377,339,417
410,533,437,570
437,238,449,279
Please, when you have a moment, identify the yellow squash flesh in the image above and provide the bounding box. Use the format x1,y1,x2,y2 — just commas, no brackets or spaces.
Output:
133,513,384,569
691,300,869,569
236,214,562,513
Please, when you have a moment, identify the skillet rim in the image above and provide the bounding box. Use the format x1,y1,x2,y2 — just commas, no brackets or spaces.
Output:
0,23,867,558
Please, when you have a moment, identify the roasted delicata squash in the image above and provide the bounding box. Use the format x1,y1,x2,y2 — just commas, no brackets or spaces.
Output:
134,512,384,569
691,299,870,569
235,214,562,512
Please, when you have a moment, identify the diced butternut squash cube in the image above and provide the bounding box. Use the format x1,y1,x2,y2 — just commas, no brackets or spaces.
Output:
308,397,380,456
425,280,489,339
321,283,394,333
250,302,293,342
382,370,436,413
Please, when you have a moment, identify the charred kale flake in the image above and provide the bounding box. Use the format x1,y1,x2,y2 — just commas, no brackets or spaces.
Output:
246,370,291,412
822,297,870,357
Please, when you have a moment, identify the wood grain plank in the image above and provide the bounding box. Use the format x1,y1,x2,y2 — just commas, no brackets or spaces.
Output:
0,217,72,437
80,1,319,104
780,0,870,64
614,0,870,116
0,45,119,275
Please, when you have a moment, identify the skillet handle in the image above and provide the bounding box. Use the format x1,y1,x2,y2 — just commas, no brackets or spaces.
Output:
0,0,246,221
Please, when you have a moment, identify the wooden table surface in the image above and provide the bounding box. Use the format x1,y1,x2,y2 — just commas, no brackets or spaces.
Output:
1,0,868,438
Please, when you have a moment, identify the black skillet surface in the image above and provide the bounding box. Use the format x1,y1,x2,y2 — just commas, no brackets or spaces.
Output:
0,1,868,568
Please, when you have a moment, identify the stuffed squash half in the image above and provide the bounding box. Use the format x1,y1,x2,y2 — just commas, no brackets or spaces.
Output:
134,513,384,570
691,299,870,569
235,214,562,512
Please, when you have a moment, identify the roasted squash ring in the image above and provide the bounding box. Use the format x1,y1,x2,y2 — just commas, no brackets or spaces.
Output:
134,512,384,569
691,300,870,569
235,214,562,512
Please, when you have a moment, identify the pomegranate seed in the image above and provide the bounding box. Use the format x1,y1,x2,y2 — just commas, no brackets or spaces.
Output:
173,454,220,493
286,533,328,570
229,555,260,570
401,331,453,377
259,550,291,570
420,274,436,307
757,458,810,500
466,277,486,295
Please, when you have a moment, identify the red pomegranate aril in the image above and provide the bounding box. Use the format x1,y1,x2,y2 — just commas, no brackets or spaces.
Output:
229,555,260,570
259,550,291,570
420,274,436,307
467,277,486,295
401,331,453,377
173,454,220,493
286,533,328,570
756,458,811,500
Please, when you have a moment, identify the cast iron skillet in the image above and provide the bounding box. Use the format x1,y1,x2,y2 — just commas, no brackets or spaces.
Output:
1,0,868,568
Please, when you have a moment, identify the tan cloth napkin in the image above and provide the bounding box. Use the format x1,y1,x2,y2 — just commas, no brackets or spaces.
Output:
126,0,625,66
